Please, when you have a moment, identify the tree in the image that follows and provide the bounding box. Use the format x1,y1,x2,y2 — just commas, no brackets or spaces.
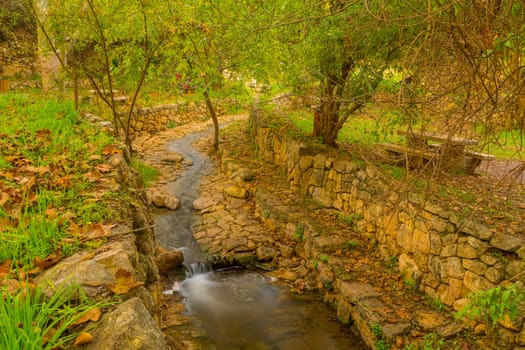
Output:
209,0,422,146
31,0,174,152
400,0,525,160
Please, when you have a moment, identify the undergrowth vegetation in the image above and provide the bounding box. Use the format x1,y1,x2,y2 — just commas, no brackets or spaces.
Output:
0,92,119,267
0,92,125,347
0,283,110,349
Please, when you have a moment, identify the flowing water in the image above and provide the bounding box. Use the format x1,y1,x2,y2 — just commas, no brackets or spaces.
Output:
155,128,365,349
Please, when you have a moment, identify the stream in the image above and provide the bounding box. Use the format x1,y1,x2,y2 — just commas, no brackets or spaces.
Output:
154,128,365,349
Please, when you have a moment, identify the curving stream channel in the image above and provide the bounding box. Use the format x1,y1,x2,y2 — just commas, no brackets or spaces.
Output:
154,128,365,350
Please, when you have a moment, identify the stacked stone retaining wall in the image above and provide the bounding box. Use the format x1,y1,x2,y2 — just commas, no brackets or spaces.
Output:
251,122,525,346
0,31,39,89
125,99,243,133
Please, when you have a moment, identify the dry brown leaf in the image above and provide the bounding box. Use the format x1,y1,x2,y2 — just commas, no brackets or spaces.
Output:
396,309,411,319
73,331,93,346
88,154,102,161
33,252,61,270
0,192,9,207
82,280,107,287
95,164,112,173
109,269,144,295
101,146,122,156
72,307,101,326
5,155,31,167
0,260,12,278
23,165,51,176
79,223,112,241
55,175,73,188
42,327,57,346
45,207,59,220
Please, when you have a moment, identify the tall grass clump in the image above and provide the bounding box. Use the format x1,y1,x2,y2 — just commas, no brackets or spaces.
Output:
0,283,104,349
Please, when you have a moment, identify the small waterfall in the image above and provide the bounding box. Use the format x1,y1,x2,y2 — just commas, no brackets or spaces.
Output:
184,261,212,277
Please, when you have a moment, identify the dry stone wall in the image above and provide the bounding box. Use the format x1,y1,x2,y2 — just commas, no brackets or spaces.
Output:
0,31,39,89
125,99,242,133
252,123,525,329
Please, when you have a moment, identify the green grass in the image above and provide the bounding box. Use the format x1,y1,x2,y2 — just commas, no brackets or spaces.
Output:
478,128,525,159
131,159,160,187
288,109,403,145
287,106,525,160
0,92,118,267
0,91,125,348
0,283,107,350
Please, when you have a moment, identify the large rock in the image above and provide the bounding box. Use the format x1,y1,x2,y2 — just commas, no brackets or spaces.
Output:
85,297,167,350
224,185,248,199
146,188,180,210
35,238,138,298
156,246,184,274
256,246,277,262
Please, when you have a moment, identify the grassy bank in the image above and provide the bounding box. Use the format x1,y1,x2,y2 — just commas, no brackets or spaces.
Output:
0,92,122,348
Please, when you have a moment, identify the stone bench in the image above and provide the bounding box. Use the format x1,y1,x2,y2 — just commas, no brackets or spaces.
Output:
464,150,495,174
380,142,436,167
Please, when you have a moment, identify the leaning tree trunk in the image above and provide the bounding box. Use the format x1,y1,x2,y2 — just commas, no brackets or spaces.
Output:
204,89,219,152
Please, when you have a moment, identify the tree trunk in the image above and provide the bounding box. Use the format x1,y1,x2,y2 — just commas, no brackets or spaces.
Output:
204,89,219,152
317,77,343,146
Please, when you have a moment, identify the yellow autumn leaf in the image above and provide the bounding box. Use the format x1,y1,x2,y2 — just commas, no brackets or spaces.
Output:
109,269,144,294
73,331,93,346
72,307,102,326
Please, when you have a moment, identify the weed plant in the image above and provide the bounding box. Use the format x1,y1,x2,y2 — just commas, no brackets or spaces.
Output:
456,283,525,327
131,159,160,187
0,283,106,349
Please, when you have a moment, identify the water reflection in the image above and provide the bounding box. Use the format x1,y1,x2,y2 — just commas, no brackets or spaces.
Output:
177,269,365,350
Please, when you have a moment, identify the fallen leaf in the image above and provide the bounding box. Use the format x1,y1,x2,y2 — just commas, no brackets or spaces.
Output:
95,164,113,173
82,280,107,287
42,327,57,345
33,252,61,270
23,165,51,176
72,307,101,326
109,269,144,295
101,146,122,156
78,223,112,241
0,192,9,207
73,331,93,346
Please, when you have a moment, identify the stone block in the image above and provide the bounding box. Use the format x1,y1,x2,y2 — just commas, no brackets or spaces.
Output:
397,224,413,251
430,232,442,255
442,233,458,245
464,271,495,292
313,154,326,169
437,283,456,306
491,233,525,252
338,281,380,303
413,228,431,254
506,260,525,281
457,239,478,259
484,267,504,284
462,259,487,275
440,244,457,257
428,255,443,280
416,310,447,330
422,272,440,289
480,254,499,266
399,253,423,285
443,257,465,279
458,219,492,240
309,168,324,187
431,216,448,233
